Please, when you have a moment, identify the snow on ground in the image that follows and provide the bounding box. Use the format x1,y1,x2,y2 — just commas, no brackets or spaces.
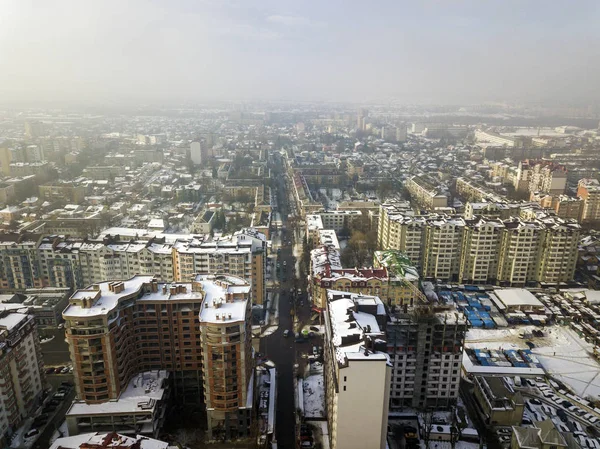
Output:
40,335,55,344
534,327,600,400
49,421,69,446
259,326,279,337
305,420,330,449
426,442,479,449
466,325,600,400
466,325,542,343
303,363,326,418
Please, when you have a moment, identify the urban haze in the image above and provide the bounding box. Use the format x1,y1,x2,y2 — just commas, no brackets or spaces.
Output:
1,2,600,449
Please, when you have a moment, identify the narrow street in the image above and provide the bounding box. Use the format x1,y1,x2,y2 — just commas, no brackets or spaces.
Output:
260,152,310,448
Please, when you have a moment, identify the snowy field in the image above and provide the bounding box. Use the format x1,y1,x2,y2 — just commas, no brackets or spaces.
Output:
466,325,600,400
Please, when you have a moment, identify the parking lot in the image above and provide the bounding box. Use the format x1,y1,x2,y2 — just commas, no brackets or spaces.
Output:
9,375,75,449
493,377,600,448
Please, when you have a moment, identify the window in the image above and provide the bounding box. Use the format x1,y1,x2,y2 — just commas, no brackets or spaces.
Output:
343,386,346,391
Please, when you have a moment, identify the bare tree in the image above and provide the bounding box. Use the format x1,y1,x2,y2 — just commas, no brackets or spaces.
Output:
419,409,434,449
450,405,467,449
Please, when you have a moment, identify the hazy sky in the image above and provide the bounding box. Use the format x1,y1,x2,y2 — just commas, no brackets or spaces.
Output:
1,0,599,106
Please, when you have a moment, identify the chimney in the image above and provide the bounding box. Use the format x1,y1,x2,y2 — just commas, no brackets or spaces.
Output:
228,313,232,320
170,286,177,295
162,285,167,295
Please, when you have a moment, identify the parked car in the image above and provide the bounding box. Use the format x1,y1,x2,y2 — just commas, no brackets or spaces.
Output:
283,330,290,338
60,366,69,374
24,429,39,439
45,367,55,375
529,398,542,405
54,366,65,374
310,326,319,332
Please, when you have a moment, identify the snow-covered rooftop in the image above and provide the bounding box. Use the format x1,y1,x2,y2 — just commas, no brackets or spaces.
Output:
198,275,251,324
326,290,388,366
67,370,169,416
50,432,173,449
492,288,544,308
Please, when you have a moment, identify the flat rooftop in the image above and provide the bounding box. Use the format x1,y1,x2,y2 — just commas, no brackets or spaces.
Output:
0,311,29,332
67,370,169,416
198,275,250,324
492,288,544,308
326,290,388,365
64,274,250,319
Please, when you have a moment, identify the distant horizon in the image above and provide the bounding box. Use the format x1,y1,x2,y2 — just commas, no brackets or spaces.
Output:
1,0,599,107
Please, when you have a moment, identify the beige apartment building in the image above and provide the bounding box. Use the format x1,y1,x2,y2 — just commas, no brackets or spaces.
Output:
405,175,448,210
530,193,583,222
38,183,87,203
515,160,567,195
378,201,581,286
536,216,580,284
455,177,503,203
577,178,600,223
496,219,543,286
459,217,503,284
421,216,465,281
173,229,267,305
323,290,391,449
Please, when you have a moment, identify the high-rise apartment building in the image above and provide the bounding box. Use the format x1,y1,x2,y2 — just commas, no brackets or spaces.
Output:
63,274,253,440
535,216,580,284
0,233,44,290
199,277,252,440
24,120,46,139
377,202,581,286
421,216,464,280
387,306,467,410
577,178,600,223
459,217,503,284
515,160,567,195
377,201,422,266
0,229,268,304
173,229,267,305
323,290,390,449
63,276,204,403
0,307,46,446
190,141,203,165
496,219,543,286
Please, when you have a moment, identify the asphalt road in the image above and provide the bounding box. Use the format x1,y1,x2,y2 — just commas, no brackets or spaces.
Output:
261,155,313,448
30,374,76,449
39,328,71,367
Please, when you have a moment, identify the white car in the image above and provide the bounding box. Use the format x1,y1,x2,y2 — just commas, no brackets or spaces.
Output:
24,429,39,439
